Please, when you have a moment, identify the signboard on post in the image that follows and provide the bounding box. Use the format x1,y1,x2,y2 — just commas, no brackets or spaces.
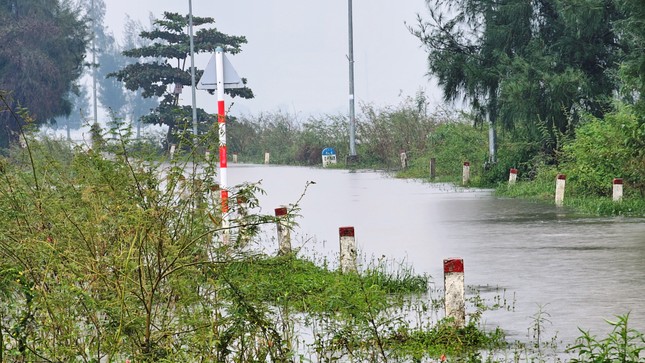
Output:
197,52,243,90
322,147,337,167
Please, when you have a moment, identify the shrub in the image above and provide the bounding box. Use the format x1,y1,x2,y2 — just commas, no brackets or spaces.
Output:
560,105,645,197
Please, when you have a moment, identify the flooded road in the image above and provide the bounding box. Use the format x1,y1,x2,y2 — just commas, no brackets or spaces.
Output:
226,164,645,346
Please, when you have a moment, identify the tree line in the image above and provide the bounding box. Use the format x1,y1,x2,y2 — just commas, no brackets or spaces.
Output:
410,0,644,158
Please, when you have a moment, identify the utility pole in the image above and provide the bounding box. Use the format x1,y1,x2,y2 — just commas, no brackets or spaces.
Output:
347,0,358,163
188,0,198,138
91,0,98,127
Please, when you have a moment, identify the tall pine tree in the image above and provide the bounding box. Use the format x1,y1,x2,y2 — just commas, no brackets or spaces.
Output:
109,12,253,147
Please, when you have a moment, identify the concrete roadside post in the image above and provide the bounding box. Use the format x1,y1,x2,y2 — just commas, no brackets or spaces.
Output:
170,144,177,159
264,152,270,164
462,162,470,185
232,153,238,163
430,158,436,180
275,207,291,255
509,168,518,185
444,258,465,327
400,151,408,169
613,178,623,202
339,227,357,273
555,174,566,207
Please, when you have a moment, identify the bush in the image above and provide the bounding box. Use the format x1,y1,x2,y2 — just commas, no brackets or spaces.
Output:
560,105,645,197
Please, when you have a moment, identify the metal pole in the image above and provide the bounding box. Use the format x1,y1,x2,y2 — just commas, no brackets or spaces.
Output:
348,0,357,159
91,0,98,126
188,0,198,137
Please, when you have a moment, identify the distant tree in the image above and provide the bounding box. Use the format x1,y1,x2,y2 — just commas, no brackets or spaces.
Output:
121,15,160,136
109,11,253,147
86,0,129,120
0,0,88,148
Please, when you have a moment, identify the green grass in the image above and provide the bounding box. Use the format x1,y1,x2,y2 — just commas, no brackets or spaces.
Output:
220,254,429,315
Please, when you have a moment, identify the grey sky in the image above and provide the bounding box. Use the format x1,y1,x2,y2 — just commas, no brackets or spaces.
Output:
104,1,440,118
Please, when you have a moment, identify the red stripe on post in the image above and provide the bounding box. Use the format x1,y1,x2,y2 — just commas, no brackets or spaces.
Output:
463,162,470,167
219,145,227,168
275,207,288,216
557,174,566,180
510,168,518,174
444,258,464,273
613,178,623,185
339,226,355,237
218,100,225,122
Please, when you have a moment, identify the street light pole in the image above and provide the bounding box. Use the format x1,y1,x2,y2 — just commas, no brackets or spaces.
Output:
91,0,98,126
188,0,198,138
347,0,358,163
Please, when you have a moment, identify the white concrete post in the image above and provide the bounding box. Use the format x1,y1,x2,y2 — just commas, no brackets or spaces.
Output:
462,162,470,185
613,178,623,202
509,168,518,185
400,151,408,169
264,152,270,164
232,153,238,163
339,227,357,273
555,174,566,207
170,144,177,159
444,258,465,327
275,207,291,255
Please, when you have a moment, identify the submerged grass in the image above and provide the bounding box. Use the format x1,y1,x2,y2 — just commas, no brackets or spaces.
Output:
497,179,645,217
221,254,429,315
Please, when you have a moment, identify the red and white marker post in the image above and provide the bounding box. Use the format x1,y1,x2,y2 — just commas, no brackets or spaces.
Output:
215,47,230,235
197,46,244,244
444,258,465,327
462,161,470,185
613,178,623,202
555,173,566,207
339,226,357,273
275,206,291,255
509,168,518,185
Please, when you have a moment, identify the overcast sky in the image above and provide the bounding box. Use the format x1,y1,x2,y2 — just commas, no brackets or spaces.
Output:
104,1,441,118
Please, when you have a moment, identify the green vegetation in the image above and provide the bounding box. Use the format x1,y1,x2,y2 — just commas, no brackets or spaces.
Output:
0,127,514,361
567,314,645,362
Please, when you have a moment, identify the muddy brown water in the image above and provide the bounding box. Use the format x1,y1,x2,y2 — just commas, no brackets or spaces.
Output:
224,164,645,347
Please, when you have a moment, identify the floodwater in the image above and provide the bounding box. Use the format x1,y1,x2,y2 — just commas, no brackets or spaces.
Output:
225,164,645,347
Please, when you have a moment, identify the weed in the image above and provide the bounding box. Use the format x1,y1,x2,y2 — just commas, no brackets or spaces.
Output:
567,313,645,362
